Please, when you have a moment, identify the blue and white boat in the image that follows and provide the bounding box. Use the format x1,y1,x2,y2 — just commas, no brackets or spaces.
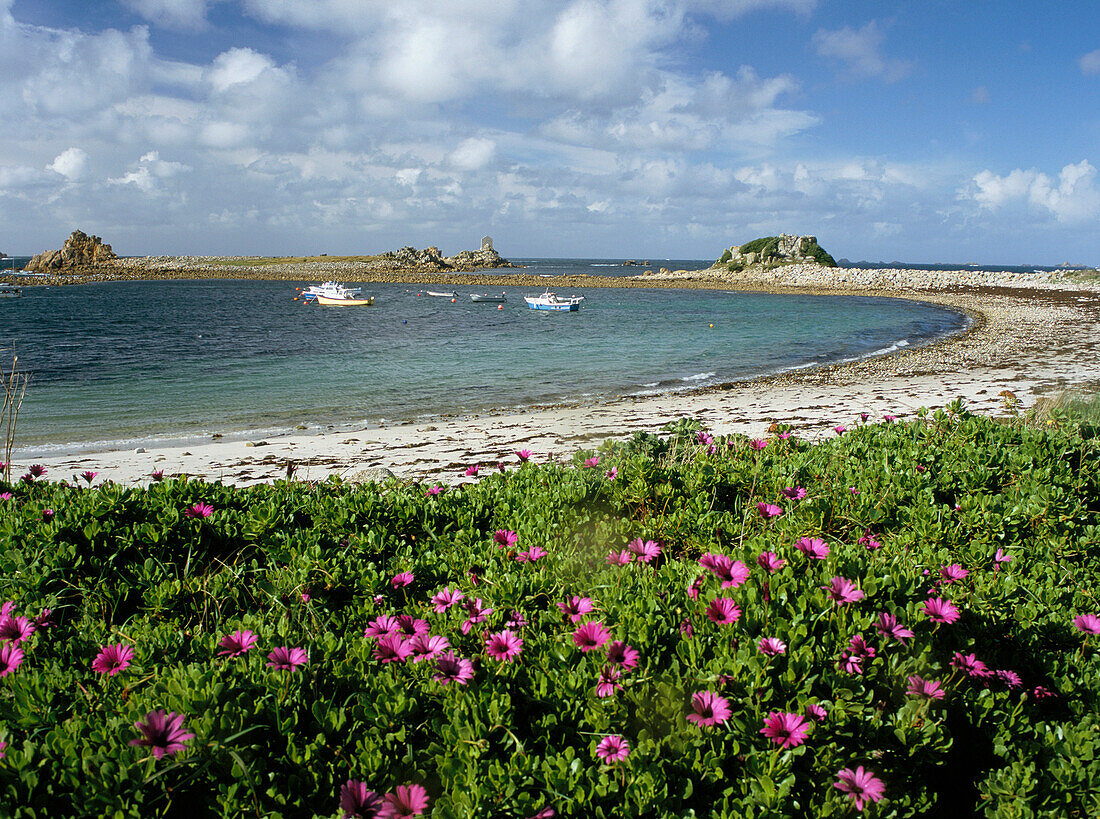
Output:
524,291,584,312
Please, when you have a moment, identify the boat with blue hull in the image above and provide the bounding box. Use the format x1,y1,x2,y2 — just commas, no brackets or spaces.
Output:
524,291,584,312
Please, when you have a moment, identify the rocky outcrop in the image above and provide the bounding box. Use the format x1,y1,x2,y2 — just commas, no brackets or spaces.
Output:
25,230,118,272
717,234,836,269
381,244,513,271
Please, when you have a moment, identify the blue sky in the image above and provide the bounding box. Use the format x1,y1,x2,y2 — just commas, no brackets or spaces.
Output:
1,0,1098,264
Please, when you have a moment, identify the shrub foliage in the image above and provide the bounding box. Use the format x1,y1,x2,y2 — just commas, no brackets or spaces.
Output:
1,402,1099,817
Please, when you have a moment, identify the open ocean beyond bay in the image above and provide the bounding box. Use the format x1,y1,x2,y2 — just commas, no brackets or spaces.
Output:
2,259,969,458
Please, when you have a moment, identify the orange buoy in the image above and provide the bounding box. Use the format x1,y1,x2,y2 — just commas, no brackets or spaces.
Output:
497,304,503,310
451,298,456,303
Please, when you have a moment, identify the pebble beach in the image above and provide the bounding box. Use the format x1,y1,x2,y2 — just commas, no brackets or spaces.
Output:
15,258,1100,486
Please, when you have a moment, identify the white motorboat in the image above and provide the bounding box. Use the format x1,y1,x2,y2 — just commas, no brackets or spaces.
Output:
470,293,507,303
295,281,374,305
524,291,584,312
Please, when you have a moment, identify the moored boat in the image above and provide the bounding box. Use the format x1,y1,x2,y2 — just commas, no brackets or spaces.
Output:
0,286,21,298
425,290,458,298
296,281,374,305
470,292,507,303
524,291,584,312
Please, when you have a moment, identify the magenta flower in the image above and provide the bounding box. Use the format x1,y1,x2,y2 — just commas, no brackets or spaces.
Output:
883,414,896,422
92,644,133,676
184,502,214,519
996,669,1023,689
758,637,787,656
699,553,750,587
395,616,429,637
757,551,786,573
847,634,876,659
595,665,622,697
823,577,865,605
679,618,694,638
464,464,479,477
34,608,54,630
951,652,992,678
430,587,464,613
834,425,846,435
515,449,533,462
128,710,194,759
757,502,783,520
749,438,767,450
873,612,914,643
340,780,383,818
1072,614,1100,635
391,572,414,588
857,529,882,551
923,597,961,624
993,548,1012,571
0,602,12,617
760,712,812,748
859,412,869,422
382,783,430,818
0,739,5,758
493,529,518,549
409,634,450,662
605,640,639,670
688,574,706,600
781,486,807,501
151,469,164,482
485,630,524,661
583,456,600,468
595,735,630,762
627,538,661,563
805,703,828,722
687,690,731,727
606,549,633,566
795,537,830,559
433,652,475,685
515,546,547,563
364,615,400,640
80,470,98,484
266,646,309,671
216,630,258,658
605,468,618,481
573,621,611,652
0,643,24,677
834,766,885,811
558,596,595,623
460,598,493,634
704,597,742,625
373,634,412,664
424,485,442,497
777,431,792,440
0,616,34,645
939,564,969,584
697,432,713,445
28,464,46,478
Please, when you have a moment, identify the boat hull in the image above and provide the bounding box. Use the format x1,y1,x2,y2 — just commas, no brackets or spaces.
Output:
471,294,506,303
526,301,579,311
316,295,374,306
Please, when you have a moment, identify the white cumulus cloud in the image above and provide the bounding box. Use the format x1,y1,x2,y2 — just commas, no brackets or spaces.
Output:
967,160,1100,223
47,147,89,180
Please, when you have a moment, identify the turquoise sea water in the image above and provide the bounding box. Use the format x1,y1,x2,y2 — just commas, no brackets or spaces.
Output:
2,266,968,457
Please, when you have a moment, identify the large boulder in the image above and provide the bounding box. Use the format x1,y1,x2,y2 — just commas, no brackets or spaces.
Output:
383,243,514,271
25,230,118,272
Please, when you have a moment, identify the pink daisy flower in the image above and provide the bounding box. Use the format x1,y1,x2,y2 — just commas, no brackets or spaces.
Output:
758,637,786,656
464,465,479,477
391,572,414,588
424,485,443,497
993,548,1013,571
364,614,401,640
396,615,430,637
823,577,865,605
216,630,258,657
939,564,969,584
805,703,828,722
409,634,450,662
795,537,830,559
834,766,885,811
460,599,493,634
951,652,992,678
923,597,960,624
493,529,518,549
433,652,474,685
606,550,633,566
515,546,547,563
781,486,807,500
857,530,882,551
382,783,430,818
92,644,133,676
760,712,811,748
373,634,412,664
757,551,786,573
80,470,98,484
0,615,35,645
627,538,661,563
873,612,914,643
1072,614,1100,635
605,640,639,670
595,665,622,697
485,630,524,661
688,574,706,600
686,690,731,727
704,597,742,625
595,735,630,763
558,596,595,623
184,502,214,519
582,456,600,468
605,468,618,481
266,646,308,671
128,710,195,759
996,669,1024,689
573,621,611,652
757,502,783,519
430,587,464,613
0,643,24,677
340,780,383,818
699,554,750,588
515,449,532,461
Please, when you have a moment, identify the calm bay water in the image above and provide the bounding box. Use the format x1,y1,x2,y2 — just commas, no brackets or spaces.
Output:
2,263,968,457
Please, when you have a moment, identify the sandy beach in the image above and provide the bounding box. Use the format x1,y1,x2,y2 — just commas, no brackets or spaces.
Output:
22,264,1100,487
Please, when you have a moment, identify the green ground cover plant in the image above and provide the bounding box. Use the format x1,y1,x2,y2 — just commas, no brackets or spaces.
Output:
1,402,1099,817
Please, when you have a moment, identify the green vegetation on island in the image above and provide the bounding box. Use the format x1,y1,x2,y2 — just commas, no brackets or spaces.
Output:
1,405,1099,816
717,234,838,271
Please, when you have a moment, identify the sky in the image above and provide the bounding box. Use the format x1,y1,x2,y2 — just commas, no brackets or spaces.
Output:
1,0,1098,264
